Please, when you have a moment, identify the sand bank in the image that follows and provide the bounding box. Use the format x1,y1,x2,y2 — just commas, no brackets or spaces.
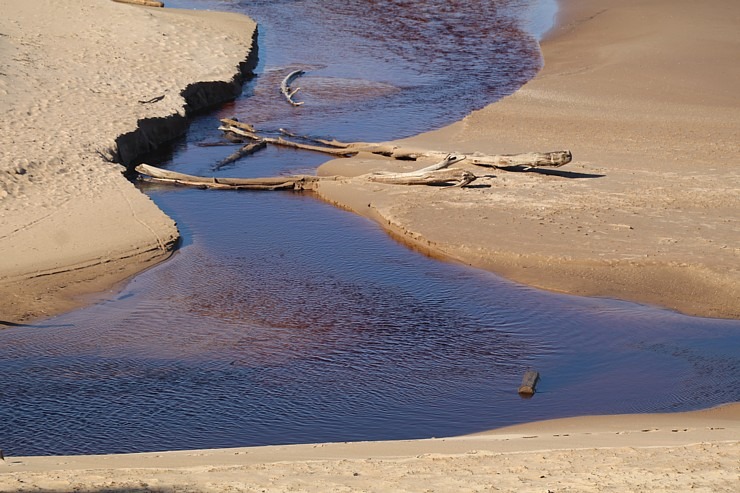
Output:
1,403,738,492
0,0,257,324
316,0,740,319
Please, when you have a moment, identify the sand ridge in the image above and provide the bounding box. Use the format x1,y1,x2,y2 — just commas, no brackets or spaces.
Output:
0,0,257,323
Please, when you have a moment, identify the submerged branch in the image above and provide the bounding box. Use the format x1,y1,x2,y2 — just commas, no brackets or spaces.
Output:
280,70,305,106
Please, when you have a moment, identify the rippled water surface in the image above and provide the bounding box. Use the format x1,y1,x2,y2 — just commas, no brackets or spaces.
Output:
1,0,738,456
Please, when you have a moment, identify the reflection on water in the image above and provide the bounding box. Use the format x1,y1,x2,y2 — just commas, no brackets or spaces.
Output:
1,0,739,457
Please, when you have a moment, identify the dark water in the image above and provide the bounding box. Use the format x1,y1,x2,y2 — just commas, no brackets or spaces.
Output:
1,0,739,457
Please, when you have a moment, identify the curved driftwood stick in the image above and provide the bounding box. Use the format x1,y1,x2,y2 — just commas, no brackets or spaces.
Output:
219,120,572,169
280,70,305,106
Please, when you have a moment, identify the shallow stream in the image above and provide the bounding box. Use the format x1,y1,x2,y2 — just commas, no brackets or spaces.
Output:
1,0,738,456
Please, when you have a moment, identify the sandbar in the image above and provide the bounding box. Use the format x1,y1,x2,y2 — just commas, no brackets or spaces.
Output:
317,0,740,319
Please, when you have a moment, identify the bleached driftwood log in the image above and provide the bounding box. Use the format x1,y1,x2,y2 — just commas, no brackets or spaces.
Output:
137,164,323,191
219,123,356,157
136,153,475,190
366,154,475,187
219,119,572,169
112,0,164,7
280,70,305,106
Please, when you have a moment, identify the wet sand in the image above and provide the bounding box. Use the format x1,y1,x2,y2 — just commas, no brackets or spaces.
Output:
317,0,740,319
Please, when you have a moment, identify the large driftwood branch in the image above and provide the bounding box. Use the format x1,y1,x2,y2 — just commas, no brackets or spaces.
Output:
218,120,572,169
137,164,323,191
280,70,305,107
136,153,476,191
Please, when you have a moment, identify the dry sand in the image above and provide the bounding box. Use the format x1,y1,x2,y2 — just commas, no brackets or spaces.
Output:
317,0,740,319
1,0,739,491
0,0,256,324
2,404,738,492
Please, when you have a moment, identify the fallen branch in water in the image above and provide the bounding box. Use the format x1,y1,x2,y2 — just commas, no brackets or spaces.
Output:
136,153,475,190
212,141,267,171
219,119,572,170
280,70,305,107
219,124,357,157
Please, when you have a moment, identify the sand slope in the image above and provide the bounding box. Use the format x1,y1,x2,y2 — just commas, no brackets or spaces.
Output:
316,0,740,319
1,404,738,492
0,0,256,323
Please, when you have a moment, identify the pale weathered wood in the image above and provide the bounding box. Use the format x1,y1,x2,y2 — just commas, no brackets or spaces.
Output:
372,154,464,175
468,150,572,168
518,370,540,395
280,70,305,106
367,168,476,187
136,159,477,190
218,121,572,169
112,0,164,7
219,125,358,157
136,164,323,191
220,119,256,133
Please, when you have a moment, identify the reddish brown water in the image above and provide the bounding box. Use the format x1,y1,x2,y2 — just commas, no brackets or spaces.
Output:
1,0,738,457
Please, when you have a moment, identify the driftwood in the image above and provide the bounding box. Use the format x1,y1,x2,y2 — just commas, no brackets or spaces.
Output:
213,141,267,171
366,154,475,187
219,124,357,157
518,370,540,396
112,0,164,7
137,164,323,191
218,120,572,170
136,154,475,190
220,119,256,134
280,70,305,106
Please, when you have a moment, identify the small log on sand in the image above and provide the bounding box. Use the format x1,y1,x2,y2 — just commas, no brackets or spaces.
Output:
112,0,165,7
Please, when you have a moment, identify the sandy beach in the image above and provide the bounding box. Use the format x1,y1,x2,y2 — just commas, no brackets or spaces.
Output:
2,404,738,491
1,0,739,490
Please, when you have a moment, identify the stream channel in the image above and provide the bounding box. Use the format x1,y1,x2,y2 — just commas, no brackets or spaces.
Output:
1,0,738,456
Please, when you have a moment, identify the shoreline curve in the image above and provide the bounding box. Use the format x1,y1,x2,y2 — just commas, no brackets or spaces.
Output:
315,0,740,319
